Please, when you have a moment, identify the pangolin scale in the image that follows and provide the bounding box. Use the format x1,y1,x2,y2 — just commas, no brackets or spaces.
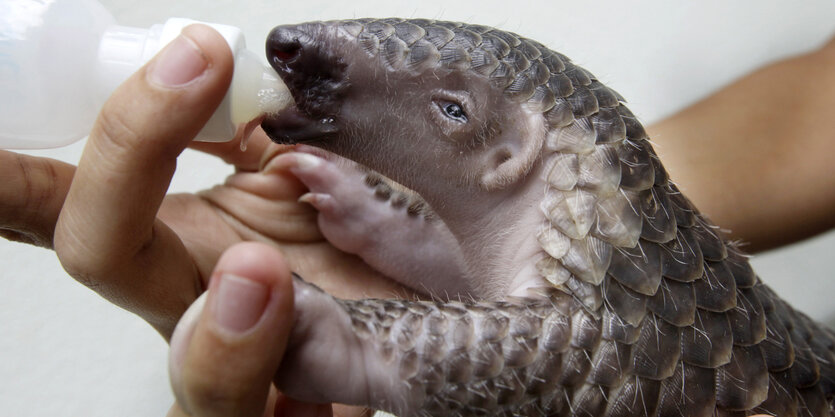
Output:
259,18,835,416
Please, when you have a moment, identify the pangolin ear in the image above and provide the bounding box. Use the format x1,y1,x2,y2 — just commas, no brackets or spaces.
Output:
479,115,545,190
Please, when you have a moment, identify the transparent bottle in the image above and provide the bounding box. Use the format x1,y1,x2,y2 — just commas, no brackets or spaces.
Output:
0,0,291,149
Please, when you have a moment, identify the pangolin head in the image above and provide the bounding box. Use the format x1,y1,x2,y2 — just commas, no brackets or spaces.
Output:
262,18,649,189
263,19,607,192
262,18,667,301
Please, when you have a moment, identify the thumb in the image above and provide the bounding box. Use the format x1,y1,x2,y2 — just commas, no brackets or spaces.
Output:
168,242,300,417
53,23,235,337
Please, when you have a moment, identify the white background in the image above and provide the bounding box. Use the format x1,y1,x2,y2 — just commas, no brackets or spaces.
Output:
1,1,834,415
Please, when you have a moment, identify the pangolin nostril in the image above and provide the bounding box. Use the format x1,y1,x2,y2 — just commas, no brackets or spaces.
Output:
270,40,301,64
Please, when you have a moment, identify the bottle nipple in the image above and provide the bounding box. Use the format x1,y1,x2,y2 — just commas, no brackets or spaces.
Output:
229,49,294,125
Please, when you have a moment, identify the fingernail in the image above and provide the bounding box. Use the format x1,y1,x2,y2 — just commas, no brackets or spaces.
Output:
149,34,209,87
214,274,269,333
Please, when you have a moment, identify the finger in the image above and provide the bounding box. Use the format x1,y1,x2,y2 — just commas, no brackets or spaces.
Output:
0,151,75,248
196,162,320,244
53,24,234,336
169,242,298,417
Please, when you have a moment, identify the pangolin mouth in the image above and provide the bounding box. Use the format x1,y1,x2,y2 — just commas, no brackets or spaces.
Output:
261,108,338,144
261,24,349,145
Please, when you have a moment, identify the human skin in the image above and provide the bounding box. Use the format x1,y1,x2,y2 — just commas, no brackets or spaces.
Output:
649,36,835,253
166,241,334,417
0,24,831,416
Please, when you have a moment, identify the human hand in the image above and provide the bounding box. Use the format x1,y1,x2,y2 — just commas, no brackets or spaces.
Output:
648,33,835,252
167,241,340,417
0,23,406,357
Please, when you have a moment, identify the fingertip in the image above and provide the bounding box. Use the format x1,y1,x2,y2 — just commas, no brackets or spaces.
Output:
172,243,297,416
180,23,235,81
212,242,293,296
0,152,75,249
263,152,303,175
205,242,295,343
147,34,209,88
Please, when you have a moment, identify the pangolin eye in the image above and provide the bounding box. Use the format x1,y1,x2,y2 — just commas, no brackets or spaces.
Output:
441,102,468,122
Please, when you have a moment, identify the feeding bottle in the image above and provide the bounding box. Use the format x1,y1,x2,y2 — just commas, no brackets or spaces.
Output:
0,0,292,149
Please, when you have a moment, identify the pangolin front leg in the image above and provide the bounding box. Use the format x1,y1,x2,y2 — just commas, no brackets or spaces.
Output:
271,145,472,297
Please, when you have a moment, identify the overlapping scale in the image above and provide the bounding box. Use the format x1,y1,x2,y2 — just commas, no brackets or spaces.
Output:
560,236,613,285
592,107,627,144
567,85,600,117
602,276,648,327
608,241,662,295
694,261,738,312
577,143,621,196
545,116,596,154
601,307,642,344
727,287,767,346
631,314,681,380
680,309,734,368
660,228,705,281
544,153,579,191
618,140,655,191
542,189,597,239
592,190,642,248
604,376,662,417
639,186,678,243
589,82,622,109
647,278,696,326
655,363,717,417
392,21,425,46
715,345,769,410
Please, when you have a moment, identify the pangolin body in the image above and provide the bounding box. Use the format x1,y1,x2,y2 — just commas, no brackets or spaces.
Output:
260,18,835,416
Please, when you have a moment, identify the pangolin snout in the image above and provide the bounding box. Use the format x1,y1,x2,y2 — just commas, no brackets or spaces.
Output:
266,24,349,114
267,26,304,67
262,24,349,144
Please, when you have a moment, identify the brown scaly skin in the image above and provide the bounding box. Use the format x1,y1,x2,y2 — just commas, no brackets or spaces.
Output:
260,19,835,416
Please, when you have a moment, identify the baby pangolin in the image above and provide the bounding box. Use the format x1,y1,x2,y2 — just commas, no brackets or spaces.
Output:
259,18,835,417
